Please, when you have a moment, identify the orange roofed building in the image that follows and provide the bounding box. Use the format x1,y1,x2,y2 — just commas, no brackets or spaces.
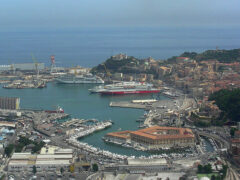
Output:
104,126,195,150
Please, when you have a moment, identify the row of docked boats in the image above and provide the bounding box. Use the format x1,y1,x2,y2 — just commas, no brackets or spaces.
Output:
67,134,128,160
70,120,113,139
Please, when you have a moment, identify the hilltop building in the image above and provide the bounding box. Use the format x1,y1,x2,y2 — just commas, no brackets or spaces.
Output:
111,53,128,60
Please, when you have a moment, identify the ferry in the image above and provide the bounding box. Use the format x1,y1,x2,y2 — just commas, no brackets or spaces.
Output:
55,73,104,84
89,81,160,95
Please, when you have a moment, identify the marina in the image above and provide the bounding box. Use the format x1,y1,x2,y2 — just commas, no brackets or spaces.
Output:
0,83,217,157
61,118,98,127
69,120,113,139
0,83,151,156
3,79,47,89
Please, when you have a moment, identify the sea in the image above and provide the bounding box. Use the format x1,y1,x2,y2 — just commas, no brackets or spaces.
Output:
0,26,234,155
0,27,240,67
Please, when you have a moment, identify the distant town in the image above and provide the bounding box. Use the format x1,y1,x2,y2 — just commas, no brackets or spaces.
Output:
0,48,240,180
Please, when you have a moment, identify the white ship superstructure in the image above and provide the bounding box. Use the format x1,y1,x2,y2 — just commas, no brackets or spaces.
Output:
55,73,104,84
89,81,160,94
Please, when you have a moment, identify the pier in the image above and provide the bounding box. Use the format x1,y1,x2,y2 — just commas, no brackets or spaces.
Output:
61,118,98,127
109,101,148,109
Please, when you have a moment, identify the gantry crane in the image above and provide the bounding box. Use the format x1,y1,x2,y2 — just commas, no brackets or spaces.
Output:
31,54,39,79
102,63,111,79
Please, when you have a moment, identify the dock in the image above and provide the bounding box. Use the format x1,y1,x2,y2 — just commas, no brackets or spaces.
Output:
62,118,98,127
109,101,147,109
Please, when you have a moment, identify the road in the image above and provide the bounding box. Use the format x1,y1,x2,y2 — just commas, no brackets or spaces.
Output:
226,162,239,180
197,131,229,149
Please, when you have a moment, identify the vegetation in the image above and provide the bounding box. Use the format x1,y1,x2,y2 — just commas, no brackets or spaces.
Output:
230,127,237,137
190,112,212,127
197,164,228,180
92,163,99,172
209,89,240,123
167,49,240,63
4,136,45,156
60,167,64,174
0,174,5,180
220,164,228,179
4,144,15,157
198,164,212,174
180,52,198,59
91,56,140,74
32,141,45,153
196,49,240,63
32,165,37,174
69,164,75,173
197,174,218,179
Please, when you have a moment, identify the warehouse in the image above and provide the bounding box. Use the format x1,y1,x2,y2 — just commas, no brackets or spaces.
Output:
0,97,20,110
8,146,73,172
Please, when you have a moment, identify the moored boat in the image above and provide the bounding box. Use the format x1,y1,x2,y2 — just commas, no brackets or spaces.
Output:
89,81,160,95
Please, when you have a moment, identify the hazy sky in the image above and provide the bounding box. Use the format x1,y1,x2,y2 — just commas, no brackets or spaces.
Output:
0,0,240,29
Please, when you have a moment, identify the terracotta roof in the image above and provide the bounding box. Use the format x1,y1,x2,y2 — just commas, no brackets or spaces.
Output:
107,126,194,140
231,139,240,144
130,126,194,140
106,130,132,139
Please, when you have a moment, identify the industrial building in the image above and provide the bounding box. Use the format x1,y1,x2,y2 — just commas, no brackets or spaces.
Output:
8,145,73,172
105,126,195,150
0,63,45,72
0,65,11,71
0,97,20,110
105,158,171,173
13,63,45,71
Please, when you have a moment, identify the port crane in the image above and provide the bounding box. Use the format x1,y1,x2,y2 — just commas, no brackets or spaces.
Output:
102,63,111,80
8,60,15,74
31,54,39,79
50,55,57,74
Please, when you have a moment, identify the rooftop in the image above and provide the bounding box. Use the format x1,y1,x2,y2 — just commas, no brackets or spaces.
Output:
130,126,194,140
107,126,194,141
127,158,167,165
106,130,132,139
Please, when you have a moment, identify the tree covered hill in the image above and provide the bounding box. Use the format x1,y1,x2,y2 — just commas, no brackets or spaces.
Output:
181,49,240,62
91,55,147,74
168,48,240,63
209,89,240,123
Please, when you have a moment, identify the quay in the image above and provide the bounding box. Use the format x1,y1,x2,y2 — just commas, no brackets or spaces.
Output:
109,101,149,109
62,118,98,127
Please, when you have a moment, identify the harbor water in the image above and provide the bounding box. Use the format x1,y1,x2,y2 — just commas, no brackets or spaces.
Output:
0,82,168,156
0,82,216,156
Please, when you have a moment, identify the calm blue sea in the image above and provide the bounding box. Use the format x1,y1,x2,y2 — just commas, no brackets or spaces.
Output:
0,27,240,67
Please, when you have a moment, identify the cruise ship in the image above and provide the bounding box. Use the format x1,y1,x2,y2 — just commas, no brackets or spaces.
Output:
89,81,160,95
55,73,104,84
